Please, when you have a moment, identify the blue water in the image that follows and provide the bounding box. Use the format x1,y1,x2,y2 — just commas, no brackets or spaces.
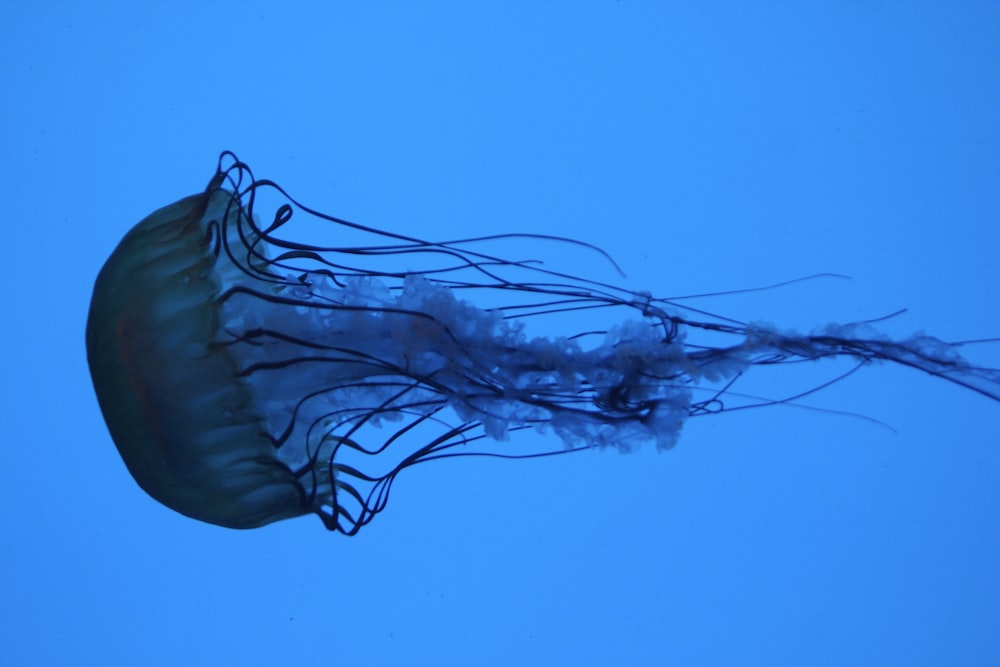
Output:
3,3,999,665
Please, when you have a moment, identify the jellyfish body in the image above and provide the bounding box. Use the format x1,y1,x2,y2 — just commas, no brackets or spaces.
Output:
86,189,312,528
86,153,1000,532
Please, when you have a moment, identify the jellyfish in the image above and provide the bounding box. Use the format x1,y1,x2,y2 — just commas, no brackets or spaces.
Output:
85,152,1000,532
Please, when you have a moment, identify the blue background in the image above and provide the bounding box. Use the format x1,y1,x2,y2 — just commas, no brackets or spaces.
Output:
3,2,999,665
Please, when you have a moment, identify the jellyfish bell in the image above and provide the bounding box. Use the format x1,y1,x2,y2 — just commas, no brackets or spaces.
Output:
86,187,309,528
86,152,1000,532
